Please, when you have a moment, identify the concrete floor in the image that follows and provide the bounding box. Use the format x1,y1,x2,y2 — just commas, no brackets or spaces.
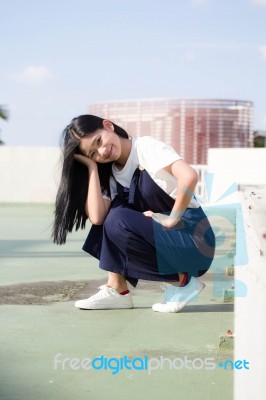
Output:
0,204,233,400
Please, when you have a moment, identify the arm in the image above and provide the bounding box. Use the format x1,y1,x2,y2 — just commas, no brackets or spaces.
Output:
144,160,198,228
166,159,198,222
74,154,111,225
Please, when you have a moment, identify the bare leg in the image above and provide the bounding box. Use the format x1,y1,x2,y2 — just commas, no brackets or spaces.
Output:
107,272,186,291
107,272,129,292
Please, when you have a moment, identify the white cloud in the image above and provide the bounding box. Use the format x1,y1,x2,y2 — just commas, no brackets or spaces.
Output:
250,0,266,5
10,65,54,85
258,45,266,60
163,42,233,50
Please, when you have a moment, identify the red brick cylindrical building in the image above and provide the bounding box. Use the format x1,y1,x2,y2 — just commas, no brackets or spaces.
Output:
89,98,253,165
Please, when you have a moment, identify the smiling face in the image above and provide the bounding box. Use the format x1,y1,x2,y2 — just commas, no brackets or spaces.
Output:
78,120,122,163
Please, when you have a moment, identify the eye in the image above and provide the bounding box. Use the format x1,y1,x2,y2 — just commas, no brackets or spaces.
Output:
90,151,95,158
97,137,101,145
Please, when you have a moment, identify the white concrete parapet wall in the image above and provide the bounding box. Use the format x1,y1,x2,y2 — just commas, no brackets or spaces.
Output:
0,147,62,203
208,148,266,187
1,147,266,204
208,148,266,400
234,186,266,400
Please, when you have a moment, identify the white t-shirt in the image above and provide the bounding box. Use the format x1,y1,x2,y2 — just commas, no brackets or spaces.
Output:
103,136,199,208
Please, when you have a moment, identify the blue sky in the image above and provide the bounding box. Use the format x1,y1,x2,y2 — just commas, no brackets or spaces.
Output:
1,0,266,146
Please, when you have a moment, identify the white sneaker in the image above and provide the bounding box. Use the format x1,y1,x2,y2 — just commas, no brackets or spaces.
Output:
152,277,205,313
75,285,134,310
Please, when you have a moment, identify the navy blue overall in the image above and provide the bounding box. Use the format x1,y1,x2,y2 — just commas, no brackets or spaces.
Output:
83,167,216,288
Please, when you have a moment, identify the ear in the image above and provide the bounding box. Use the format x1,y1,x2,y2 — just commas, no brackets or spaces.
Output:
103,119,114,131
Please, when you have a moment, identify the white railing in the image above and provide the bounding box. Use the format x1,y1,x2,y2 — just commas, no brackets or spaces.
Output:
192,164,208,201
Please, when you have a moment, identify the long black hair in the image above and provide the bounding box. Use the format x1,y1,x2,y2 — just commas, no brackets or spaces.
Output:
52,114,129,245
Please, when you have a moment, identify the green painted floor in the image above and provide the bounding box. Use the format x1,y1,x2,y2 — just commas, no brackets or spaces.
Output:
0,204,233,400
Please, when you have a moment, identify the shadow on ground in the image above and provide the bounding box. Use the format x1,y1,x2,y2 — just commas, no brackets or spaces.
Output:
0,279,234,314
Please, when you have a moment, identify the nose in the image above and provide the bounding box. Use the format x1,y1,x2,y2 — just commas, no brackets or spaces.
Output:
98,146,108,158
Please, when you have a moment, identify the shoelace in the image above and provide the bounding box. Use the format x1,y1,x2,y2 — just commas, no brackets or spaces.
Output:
89,285,113,300
97,285,118,295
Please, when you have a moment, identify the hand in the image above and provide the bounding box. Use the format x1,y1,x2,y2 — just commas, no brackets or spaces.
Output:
74,154,97,169
143,210,181,229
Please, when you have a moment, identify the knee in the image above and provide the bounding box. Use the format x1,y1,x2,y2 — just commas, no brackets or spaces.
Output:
104,207,131,234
